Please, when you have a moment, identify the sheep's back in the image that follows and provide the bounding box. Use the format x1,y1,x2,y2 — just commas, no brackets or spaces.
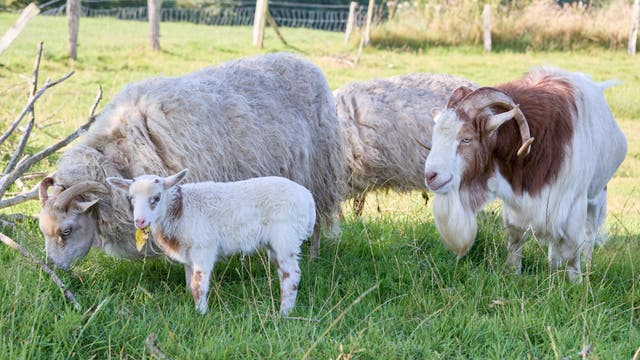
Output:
335,73,477,196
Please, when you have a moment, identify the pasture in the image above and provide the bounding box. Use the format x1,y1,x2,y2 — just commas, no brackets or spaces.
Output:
0,14,639,359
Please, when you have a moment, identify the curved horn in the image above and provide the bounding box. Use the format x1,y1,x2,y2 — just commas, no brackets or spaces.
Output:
39,177,55,206
458,87,534,158
53,181,109,211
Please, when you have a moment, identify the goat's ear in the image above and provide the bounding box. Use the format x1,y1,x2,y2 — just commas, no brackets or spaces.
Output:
71,198,100,214
164,169,189,189
486,107,518,134
106,177,132,192
447,86,474,109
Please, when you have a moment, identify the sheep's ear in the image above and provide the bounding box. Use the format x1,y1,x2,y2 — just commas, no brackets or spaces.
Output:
164,169,189,189
106,177,132,192
71,198,100,214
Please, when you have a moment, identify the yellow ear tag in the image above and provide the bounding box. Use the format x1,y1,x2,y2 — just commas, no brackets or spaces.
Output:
135,226,150,252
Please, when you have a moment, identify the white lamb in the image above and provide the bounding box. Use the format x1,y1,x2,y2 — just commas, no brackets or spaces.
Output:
107,169,316,315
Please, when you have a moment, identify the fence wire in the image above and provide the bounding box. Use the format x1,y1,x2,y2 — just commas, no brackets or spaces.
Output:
40,0,386,32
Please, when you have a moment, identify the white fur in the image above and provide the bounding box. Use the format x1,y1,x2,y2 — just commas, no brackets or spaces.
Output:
108,170,316,315
425,67,627,281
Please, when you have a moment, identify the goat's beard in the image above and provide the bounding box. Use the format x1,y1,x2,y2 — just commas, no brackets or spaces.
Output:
432,190,479,257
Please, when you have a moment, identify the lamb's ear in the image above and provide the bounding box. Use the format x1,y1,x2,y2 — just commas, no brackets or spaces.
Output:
164,169,189,188
106,177,132,192
431,108,442,122
71,198,100,214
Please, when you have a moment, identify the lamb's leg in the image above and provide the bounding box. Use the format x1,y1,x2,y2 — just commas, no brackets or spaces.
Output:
190,263,213,314
272,249,301,316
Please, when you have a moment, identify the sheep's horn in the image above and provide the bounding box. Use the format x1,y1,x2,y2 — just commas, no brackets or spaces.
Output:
39,177,55,207
458,87,534,158
53,181,109,211
414,136,431,151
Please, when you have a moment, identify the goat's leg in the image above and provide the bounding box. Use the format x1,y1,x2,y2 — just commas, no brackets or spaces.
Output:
190,262,213,314
584,188,607,266
548,241,563,271
562,196,588,283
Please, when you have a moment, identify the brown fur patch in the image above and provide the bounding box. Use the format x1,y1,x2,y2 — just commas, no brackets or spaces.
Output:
456,72,576,196
169,186,183,219
152,227,180,254
191,270,203,303
281,272,290,280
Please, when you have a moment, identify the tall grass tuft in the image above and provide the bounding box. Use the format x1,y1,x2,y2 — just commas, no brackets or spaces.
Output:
372,0,633,51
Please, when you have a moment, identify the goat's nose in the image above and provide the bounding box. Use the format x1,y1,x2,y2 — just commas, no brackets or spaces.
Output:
425,171,439,186
135,218,146,229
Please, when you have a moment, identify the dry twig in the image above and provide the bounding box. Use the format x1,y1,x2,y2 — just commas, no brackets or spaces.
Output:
0,86,103,208
0,232,81,310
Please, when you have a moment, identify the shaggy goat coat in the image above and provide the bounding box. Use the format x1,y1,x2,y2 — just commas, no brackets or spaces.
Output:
40,53,345,267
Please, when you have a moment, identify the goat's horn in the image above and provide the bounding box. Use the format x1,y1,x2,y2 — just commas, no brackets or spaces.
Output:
53,181,109,211
458,87,534,158
38,177,55,207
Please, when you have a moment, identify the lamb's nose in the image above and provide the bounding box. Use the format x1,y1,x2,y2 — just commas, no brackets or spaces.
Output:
135,218,146,229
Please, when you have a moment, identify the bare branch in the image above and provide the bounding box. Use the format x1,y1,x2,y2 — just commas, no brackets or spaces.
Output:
0,188,38,209
2,42,43,175
0,232,81,310
145,333,169,359
0,70,74,146
0,86,103,200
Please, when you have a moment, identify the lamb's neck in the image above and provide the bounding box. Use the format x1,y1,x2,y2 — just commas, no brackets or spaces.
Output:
155,185,184,238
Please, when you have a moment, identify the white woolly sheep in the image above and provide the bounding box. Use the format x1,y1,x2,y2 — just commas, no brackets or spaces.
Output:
38,53,345,269
424,67,627,281
334,73,476,215
107,169,316,315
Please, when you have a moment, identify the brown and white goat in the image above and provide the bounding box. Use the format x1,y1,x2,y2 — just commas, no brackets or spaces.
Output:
424,67,627,281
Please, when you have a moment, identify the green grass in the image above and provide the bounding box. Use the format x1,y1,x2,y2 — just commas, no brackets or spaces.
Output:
1,14,639,359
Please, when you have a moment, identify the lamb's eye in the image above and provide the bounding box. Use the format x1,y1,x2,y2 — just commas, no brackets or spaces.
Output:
150,194,161,205
460,137,472,144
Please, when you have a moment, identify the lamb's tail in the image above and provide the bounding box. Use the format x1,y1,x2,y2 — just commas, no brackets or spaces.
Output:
598,79,622,90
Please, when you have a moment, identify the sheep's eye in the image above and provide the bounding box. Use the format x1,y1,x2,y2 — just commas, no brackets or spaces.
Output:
460,137,472,144
60,227,72,237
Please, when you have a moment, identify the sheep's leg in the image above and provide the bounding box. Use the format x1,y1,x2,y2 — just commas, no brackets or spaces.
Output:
190,263,213,314
505,226,526,275
353,192,366,217
309,222,320,259
184,263,193,292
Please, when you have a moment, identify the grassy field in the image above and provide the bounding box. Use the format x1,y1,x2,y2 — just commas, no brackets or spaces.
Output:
0,14,639,359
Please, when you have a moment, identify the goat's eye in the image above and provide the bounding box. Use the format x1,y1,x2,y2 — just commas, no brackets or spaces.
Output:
460,137,472,144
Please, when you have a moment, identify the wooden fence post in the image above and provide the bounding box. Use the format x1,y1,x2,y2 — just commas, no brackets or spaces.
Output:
483,4,491,53
0,3,40,56
66,0,80,60
148,0,162,51
344,1,357,45
629,0,639,55
363,0,374,46
252,0,268,48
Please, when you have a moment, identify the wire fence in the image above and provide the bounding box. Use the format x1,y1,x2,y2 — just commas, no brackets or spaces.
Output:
40,0,387,32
